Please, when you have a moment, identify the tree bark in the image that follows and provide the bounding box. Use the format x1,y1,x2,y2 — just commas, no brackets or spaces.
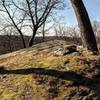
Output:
71,0,98,52
28,29,37,47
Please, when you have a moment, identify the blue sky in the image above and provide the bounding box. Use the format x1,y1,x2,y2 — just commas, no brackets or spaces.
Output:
63,0,100,26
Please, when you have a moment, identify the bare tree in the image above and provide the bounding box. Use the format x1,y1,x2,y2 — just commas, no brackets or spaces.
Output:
71,0,98,52
0,0,26,48
54,24,66,36
2,26,14,52
92,21,100,36
12,0,65,47
41,22,53,42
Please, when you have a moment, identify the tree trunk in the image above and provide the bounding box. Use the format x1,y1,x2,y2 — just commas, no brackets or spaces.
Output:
71,0,98,52
42,23,45,42
18,29,26,48
28,30,37,47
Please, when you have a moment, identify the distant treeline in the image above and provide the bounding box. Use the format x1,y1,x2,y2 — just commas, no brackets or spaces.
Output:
0,35,81,55
0,35,99,55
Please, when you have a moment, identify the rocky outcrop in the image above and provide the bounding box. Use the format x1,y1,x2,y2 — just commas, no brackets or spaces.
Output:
53,45,80,56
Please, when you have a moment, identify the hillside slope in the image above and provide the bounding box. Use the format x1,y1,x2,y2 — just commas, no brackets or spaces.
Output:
0,40,100,100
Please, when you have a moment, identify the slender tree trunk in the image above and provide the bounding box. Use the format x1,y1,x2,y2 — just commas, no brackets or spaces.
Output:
18,29,26,48
28,29,37,47
42,23,45,42
71,0,98,52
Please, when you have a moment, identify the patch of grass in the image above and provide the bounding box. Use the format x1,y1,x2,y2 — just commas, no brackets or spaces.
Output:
0,41,100,99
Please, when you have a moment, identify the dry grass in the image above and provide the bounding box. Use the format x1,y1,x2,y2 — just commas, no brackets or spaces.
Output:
0,40,100,100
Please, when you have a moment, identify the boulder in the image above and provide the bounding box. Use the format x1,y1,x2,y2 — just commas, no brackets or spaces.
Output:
63,45,77,55
53,45,78,56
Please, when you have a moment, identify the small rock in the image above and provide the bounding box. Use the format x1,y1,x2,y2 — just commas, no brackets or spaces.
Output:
53,48,64,56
